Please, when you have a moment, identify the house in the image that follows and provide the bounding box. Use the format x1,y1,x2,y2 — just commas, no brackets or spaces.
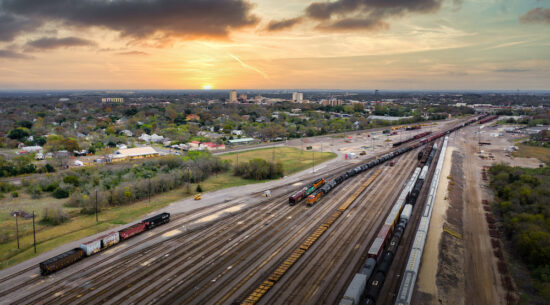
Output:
201,142,225,151
120,130,133,137
186,114,201,121
231,130,244,136
189,141,201,148
138,133,165,143
20,146,42,153
111,147,160,162
228,138,256,145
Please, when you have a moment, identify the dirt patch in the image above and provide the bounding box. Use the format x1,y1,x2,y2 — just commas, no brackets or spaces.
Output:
416,145,455,304
435,150,465,305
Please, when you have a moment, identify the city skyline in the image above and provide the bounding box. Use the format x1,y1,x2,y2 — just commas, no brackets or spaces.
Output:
0,0,549,90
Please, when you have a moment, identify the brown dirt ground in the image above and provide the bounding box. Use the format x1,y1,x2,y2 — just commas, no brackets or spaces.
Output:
435,150,466,305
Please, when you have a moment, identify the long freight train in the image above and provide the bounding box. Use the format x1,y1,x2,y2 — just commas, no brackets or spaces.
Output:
301,115,483,208
339,116,487,305
39,212,170,275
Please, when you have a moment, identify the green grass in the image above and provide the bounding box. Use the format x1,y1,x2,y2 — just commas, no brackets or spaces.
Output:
0,147,336,270
220,147,336,176
512,144,550,164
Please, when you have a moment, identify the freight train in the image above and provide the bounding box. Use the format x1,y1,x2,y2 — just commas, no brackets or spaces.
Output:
392,132,431,147
39,212,170,276
305,116,483,209
288,178,325,205
395,137,449,305
479,115,498,124
340,128,473,305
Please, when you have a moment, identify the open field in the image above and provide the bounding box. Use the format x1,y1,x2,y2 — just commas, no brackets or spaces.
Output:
512,144,550,164
0,147,335,270
219,146,336,175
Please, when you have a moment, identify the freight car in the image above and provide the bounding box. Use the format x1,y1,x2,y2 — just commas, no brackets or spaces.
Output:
39,248,85,275
143,212,170,229
339,273,368,305
119,223,147,240
40,212,171,276
392,132,431,147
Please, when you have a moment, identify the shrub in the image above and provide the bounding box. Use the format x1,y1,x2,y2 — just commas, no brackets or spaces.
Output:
52,188,69,199
63,175,80,186
41,204,69,225
196,184,203,192
27,183,42,199
233,158,284,180
0,181,16,193
11,191,18,198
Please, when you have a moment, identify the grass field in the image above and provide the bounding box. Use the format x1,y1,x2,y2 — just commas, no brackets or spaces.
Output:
0,147,336,270
512,144,550,164
220,146,336,175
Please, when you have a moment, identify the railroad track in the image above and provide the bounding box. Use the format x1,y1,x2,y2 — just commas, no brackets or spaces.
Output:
15,168,350,304
257,149,420,305
0,119,472,305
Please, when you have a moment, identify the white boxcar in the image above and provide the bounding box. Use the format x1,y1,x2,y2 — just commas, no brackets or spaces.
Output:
102,232,120,248
400,204,413,222
80,239,101,256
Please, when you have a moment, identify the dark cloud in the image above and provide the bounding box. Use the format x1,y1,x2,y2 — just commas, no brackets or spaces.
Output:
519,8,550,24
0,0,259,42
266,17,303,32
25,37,96,50
268,0,445,32
0,48,33,59
0,13,41,41
316,18,389,31
305,0,443,21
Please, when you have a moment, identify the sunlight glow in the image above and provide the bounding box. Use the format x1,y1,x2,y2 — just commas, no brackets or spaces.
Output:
202,84,213,90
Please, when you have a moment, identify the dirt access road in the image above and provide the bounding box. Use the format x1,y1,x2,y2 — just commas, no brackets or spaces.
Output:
461,128,505,305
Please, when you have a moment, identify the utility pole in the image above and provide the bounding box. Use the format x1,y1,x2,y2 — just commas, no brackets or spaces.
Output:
15,214,19,249
187,166,191,194
32,211,36,253
148,177,151,203
236,151,239,167
95,190,98,223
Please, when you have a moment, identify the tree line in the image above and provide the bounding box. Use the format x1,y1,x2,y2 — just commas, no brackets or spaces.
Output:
489,164,550,297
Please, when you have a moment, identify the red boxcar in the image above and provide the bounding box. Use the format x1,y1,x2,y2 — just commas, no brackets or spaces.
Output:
119,223,147,240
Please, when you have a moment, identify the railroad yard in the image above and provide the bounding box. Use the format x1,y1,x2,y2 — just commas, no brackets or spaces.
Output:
0,117,497,305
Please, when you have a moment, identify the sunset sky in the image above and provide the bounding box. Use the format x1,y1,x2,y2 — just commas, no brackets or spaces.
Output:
0,0,549,90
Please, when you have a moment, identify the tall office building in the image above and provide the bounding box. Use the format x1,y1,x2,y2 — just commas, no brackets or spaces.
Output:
292,92,303,103
229,90,238,103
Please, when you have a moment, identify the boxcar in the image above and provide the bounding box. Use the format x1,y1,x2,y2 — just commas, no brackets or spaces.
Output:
289,188,307,205
340,273,367,305
40,248,85,275
119,223,147,240
80,239,101,256
101,232,120,248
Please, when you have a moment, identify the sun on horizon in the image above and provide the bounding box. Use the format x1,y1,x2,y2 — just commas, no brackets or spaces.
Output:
202,84,213,90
